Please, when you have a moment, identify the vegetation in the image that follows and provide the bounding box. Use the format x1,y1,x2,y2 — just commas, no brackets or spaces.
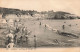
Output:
0,7,80,19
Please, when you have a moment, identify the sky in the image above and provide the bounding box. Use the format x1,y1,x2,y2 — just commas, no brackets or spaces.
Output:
0,0,80,16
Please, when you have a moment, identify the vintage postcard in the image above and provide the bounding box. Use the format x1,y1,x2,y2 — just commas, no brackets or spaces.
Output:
0,0,80,52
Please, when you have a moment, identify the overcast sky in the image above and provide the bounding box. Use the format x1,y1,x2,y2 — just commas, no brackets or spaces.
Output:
0,0,80,16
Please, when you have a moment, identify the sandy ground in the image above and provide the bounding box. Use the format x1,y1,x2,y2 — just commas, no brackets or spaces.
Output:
0,19,80,48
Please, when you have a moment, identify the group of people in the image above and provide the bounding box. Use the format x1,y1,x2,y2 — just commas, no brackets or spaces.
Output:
5,26,31,48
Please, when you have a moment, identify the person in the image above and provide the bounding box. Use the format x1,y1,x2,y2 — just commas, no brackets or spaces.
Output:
76,24,77,25
15,26,20,33
69,24,71,27
45,24,47,27
24,27,30,43
64,22,66,23
34,35,36,48
6,39,14,48
14,34,17,44
62,25,65,30
23,26,29,35
6,31,14,48
22,26,26,35
25,35,29,44
40,22,41,25
19,36,23,44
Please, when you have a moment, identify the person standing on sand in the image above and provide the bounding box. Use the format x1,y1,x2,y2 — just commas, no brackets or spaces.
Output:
45,24,47,27
24,27,30,44
6,39,14,48
25,35,29,45
19,36,23,44
14,34,17,44
22,26,26,35
40,22,41,25
15,26,20,33
6,31,14,48
62,25,65,30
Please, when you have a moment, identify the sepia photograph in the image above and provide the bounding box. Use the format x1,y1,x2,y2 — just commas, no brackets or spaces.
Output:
0,0,80,51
